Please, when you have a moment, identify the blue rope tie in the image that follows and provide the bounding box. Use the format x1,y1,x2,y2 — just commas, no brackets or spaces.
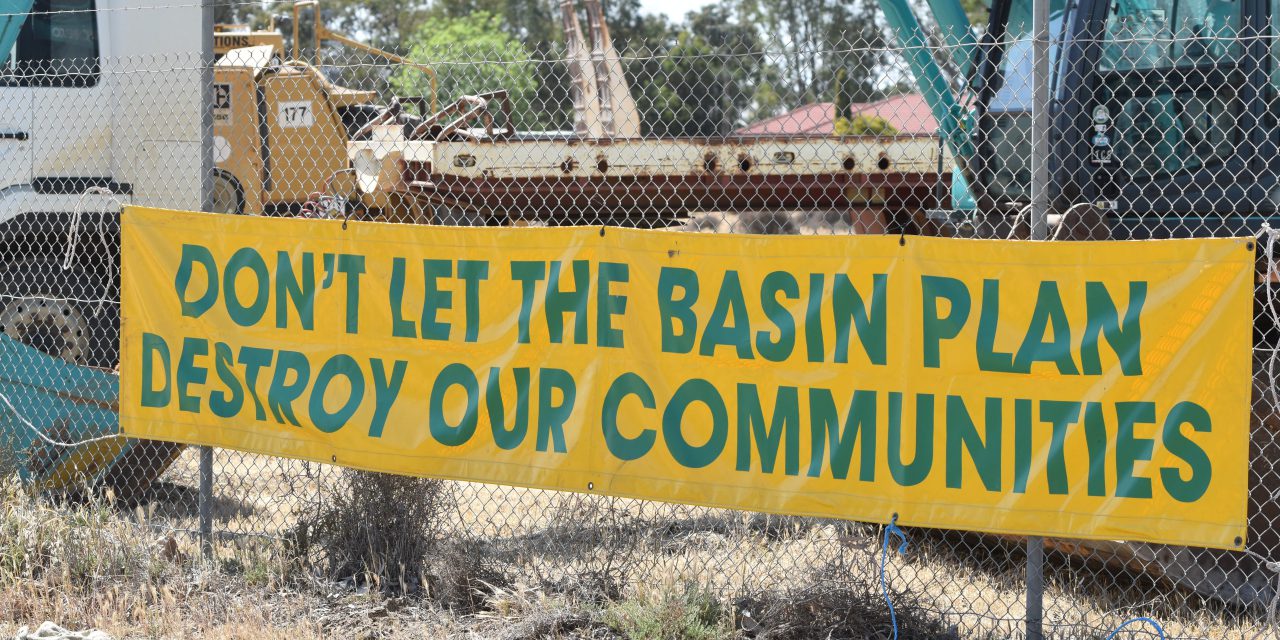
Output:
1103,616,1166,639
881,513,909,640
877,517,1163,640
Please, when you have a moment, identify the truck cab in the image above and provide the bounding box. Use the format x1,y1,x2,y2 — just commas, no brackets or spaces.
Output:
977,0,1277,239
0,0,201,367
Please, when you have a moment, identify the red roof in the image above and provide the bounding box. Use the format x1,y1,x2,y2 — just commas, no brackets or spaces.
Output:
736,102,835,135
736,94,937,136
848,93,937,135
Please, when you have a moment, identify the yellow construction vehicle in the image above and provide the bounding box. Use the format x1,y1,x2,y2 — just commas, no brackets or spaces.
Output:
213,22,284,60
209,1,436,221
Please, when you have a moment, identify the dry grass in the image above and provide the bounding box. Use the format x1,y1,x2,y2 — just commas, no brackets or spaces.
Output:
0,479,320,638
0,454,1275,639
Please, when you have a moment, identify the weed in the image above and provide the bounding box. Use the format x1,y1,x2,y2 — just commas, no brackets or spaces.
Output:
426,539,511,612
604,582,731,640
292,469,515,611
0,479,182,592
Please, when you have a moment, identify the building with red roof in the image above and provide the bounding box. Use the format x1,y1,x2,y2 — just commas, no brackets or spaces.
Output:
736,102,838,135
736,93,938,136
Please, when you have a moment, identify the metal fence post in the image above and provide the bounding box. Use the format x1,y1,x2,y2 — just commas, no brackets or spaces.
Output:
1030,0,1050,242
198,0,215,560
199,447,213,558
1026,537,1045,639
199,3,213,206
1027,0,1050,636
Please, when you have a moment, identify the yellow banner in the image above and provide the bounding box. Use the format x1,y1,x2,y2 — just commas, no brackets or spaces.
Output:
120,206,1253,549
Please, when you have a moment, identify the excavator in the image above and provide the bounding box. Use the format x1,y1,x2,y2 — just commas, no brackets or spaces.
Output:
880,0,1274,240
877,0,1280,608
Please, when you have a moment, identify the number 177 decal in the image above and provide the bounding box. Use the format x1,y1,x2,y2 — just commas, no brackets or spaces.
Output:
278,101,315,128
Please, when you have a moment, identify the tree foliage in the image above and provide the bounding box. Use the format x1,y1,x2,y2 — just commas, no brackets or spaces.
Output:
309,0,430,51
634,3,772,136
740,0,885,106
391,12,544,130
232,0,966,136
834,114,899,136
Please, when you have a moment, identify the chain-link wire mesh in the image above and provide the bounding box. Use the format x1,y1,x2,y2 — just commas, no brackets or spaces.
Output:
0,0,1278,637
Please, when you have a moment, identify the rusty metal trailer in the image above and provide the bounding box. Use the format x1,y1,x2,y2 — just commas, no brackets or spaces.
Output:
348,103,952,230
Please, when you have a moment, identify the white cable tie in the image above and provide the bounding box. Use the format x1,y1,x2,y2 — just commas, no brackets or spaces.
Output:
1007,203,1034,240
61,187,125,318
62,186,122,271
1261,224,1280,412
1051,202,1093,241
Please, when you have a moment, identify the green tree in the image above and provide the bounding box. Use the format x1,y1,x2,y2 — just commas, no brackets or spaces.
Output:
311,0,429,52
959,0,989,27
633,1,773,135
423,0,561,45
641,31,726,136
421,0,678,133
739,0,884,108
822,1,885,104
212,0,274,29
391,12,546,130
832,67,851,119
686,2,776,129
423,0,568,128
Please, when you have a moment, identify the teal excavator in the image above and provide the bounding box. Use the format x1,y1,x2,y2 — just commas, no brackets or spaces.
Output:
880,0,1280,608
0,1,32,57
881,0,1274,240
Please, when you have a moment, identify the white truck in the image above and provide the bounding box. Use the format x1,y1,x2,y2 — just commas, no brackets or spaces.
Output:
0,0,201,368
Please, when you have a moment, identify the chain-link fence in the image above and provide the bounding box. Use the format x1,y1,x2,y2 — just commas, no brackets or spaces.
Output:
1,0,1279,637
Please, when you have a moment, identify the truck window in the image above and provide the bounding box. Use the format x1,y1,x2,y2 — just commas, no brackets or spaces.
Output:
1273,0,1280,88
1102,0,1240,71
988,10,1067,113
8,0,98,87
981,0,1069,203
1097,0,1242,181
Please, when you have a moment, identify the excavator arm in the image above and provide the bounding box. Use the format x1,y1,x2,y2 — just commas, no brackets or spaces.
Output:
0,0,33,67
877,0,976,157
560,0,640,138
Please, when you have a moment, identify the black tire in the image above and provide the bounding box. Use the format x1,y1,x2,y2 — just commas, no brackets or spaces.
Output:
211,170,245,215
0,260,119,369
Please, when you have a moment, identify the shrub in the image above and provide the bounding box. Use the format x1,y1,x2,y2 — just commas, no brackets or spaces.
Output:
834,114,899,136
295,470,449,593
